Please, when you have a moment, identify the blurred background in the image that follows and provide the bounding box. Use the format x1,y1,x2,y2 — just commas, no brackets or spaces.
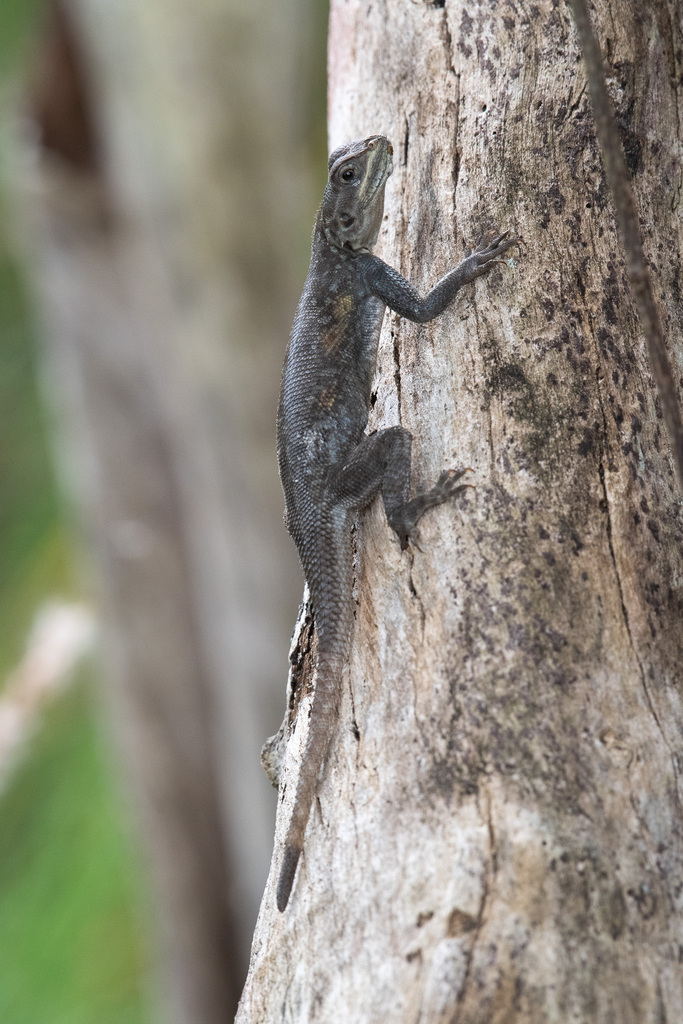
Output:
0,0,327,1020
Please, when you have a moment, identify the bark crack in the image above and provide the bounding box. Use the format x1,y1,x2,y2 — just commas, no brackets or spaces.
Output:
597,460,671,756
449,802,493,1021
406,550,427,746
665,2,683,212
438,5,456,78
441,786,497,1020
406,548,427,638
485,785,498,878
403,117,411,167
567,80,588,119
392,323,403,421
347,675,361,752
471,299,497,484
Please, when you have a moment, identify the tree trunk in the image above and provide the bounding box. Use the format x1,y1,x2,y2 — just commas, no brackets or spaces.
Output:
238,1,683,1020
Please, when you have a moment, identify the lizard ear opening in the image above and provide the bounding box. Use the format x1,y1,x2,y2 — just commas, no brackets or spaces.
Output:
339,214,356,228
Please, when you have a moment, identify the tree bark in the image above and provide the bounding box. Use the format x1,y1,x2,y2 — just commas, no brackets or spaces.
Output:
238,1,683,1021
568,0,683,493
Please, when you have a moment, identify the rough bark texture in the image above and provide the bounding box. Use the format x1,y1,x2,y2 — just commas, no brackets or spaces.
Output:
238,1,683,1021
569,0,683,494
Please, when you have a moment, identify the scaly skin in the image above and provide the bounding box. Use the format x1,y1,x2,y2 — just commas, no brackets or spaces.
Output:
276,134,518,910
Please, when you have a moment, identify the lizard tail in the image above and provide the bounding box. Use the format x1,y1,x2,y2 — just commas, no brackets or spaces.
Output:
277,648,342,910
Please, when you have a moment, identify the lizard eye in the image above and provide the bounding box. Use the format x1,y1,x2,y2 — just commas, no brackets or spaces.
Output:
340,167,356,181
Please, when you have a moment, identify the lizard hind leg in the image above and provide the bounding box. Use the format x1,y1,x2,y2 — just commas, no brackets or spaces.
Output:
328,425,413,513
327,428,470,549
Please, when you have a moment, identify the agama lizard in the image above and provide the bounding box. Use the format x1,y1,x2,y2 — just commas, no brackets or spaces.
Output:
276,134,517,911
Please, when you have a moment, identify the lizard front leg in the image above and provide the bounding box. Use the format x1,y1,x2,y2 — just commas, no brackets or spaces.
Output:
357,231,518,323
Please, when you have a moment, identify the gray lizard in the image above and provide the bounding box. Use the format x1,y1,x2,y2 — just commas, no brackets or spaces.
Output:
276,133,517,910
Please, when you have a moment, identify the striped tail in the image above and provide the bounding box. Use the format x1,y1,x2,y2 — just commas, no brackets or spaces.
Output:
276,648,342,910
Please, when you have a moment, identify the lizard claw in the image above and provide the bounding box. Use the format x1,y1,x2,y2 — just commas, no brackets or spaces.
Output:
435,467,474,498
471,229,520,266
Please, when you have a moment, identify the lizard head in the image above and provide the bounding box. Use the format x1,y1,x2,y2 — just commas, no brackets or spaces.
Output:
321,135,394,253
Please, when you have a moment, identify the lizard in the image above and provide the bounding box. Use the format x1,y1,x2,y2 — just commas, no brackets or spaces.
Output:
276,133,517,911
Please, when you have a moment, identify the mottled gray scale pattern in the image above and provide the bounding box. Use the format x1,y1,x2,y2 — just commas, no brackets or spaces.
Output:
276,134,517,911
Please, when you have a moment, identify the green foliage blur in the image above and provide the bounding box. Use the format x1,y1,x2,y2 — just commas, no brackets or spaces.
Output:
0,3,151,1021
0,684,150,1024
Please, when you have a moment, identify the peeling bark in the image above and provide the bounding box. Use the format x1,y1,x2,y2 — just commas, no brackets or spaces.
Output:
238,1,683,1021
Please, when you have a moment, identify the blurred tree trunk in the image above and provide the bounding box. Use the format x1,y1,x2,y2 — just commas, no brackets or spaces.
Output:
13,0,321,1020
237,1,683,1021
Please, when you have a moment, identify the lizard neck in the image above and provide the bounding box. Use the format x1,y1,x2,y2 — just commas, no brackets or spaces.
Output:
313,207,374,259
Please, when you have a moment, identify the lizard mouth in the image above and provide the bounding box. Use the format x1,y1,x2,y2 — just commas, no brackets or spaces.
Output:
360,138,393,206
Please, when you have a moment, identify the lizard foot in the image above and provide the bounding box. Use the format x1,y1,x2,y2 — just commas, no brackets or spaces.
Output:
469,230,521,275
389,468,473,549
